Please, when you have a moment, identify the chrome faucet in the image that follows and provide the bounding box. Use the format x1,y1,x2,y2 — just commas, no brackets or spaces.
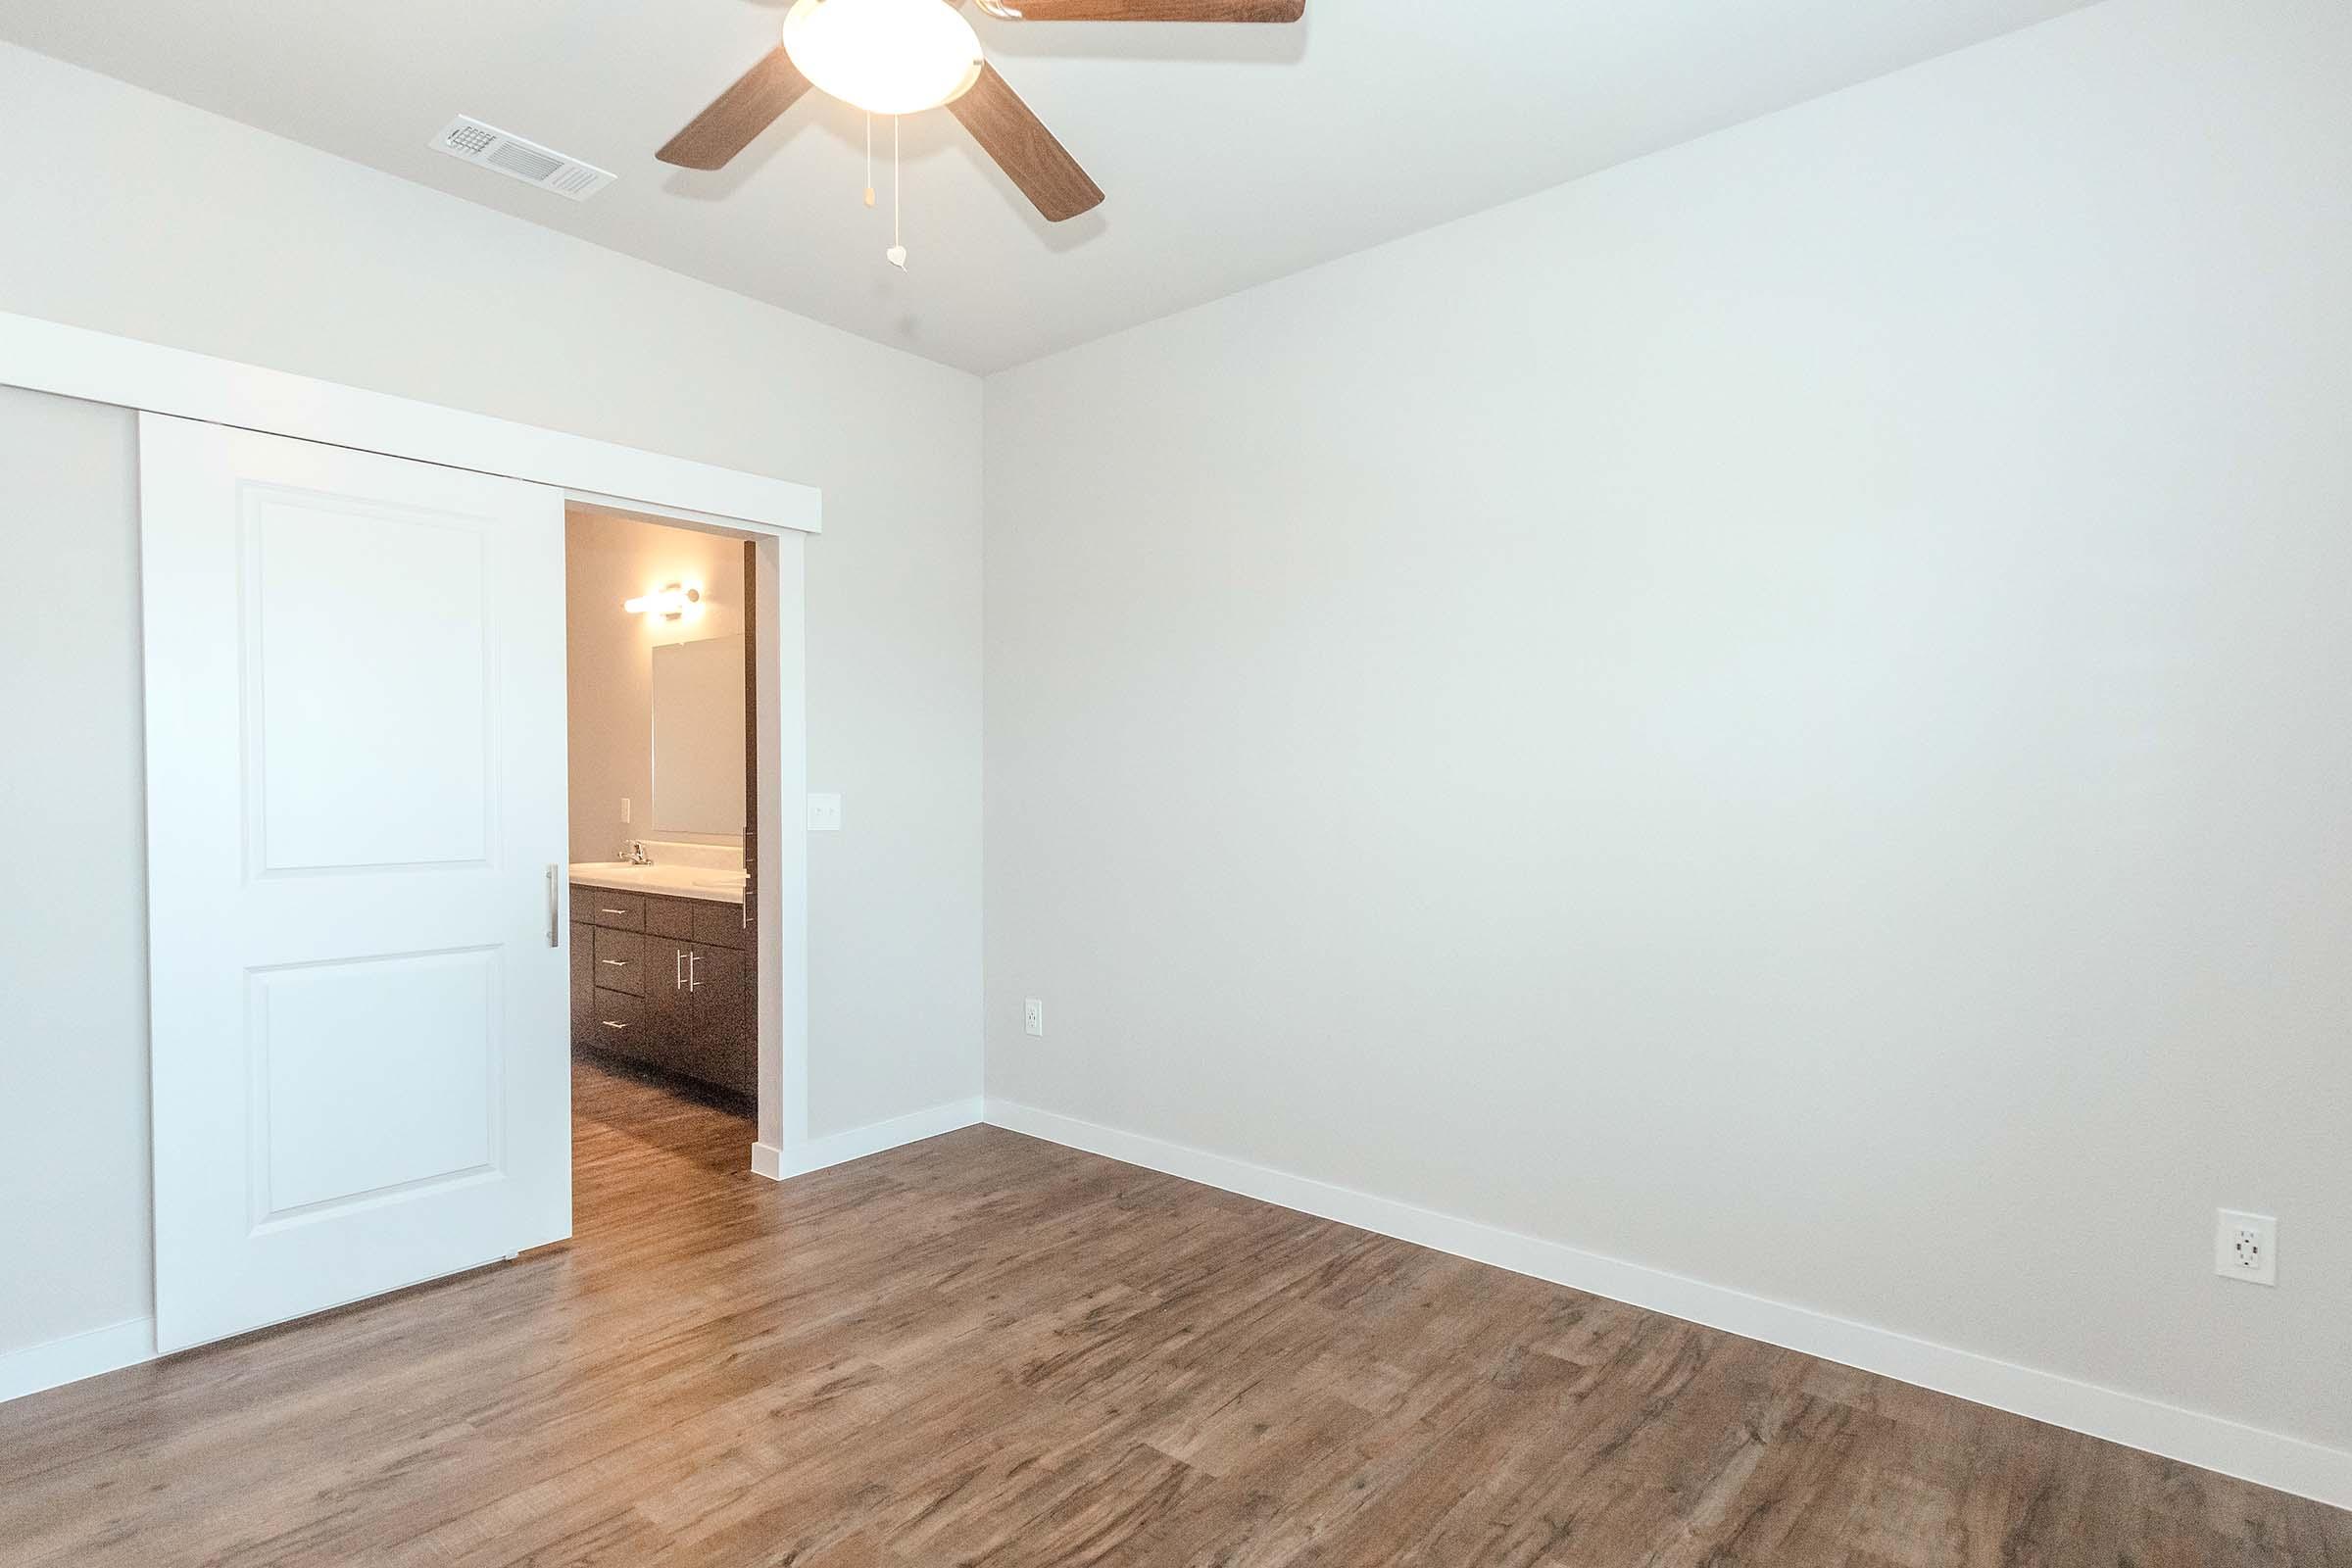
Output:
624,840,652,866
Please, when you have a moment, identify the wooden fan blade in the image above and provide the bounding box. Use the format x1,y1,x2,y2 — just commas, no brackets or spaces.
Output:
946,64,1105,222
974,0,1303,19
657,49,814,170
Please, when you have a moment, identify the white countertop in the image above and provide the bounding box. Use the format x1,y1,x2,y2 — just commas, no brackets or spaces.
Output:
570,860,747,906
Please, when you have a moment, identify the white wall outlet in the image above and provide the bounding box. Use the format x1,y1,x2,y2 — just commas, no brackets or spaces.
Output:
620,797,631,824
805,793,842,832
1024,998,1045,1037
2215,1209,2278,1286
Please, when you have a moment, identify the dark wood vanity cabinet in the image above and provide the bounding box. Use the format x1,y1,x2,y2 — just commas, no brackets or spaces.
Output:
570,885,754,1099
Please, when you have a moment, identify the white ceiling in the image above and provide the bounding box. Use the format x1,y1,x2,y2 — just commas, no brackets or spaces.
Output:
0,0,2094,373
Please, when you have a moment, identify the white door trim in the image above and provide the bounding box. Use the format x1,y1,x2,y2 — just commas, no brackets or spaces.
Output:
0,311,820,535
626,514,811,1180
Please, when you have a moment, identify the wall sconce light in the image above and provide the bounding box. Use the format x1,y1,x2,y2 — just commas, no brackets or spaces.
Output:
624,583,702,621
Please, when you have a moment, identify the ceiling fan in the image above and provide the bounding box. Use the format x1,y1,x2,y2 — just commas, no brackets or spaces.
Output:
656,0,1306,224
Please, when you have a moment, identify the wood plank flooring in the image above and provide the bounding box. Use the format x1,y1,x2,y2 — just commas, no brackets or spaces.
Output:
3,1057,2345,1566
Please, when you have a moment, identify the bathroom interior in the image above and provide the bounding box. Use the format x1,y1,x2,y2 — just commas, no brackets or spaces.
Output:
565,504,758,1111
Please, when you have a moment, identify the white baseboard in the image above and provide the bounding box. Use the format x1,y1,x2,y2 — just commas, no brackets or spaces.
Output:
753,1096,985,1182
0,1317,157,1405
983,1098,2352,1513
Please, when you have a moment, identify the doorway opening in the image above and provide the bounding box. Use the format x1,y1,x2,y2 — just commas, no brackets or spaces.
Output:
563,504,761,1159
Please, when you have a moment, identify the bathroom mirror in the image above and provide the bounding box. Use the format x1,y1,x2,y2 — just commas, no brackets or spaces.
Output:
650,635,745,834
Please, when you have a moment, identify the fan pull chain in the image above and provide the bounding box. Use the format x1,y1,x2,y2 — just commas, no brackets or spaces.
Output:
885,115,907,270
863,114,875,208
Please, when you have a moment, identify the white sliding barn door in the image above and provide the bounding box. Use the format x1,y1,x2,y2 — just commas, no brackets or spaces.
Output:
140,416,570,1352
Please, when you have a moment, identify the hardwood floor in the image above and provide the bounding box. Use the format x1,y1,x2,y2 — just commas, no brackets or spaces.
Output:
3,1057,2344,1566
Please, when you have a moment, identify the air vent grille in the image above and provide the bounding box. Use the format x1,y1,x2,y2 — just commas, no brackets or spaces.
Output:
430,116,614,202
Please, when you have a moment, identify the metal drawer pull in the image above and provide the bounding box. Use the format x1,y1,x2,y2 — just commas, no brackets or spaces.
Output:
601,1019,628,1030
674,950,686,989
600,957,628,967
599,906,628,916
546,866,560,948
687,950,702,993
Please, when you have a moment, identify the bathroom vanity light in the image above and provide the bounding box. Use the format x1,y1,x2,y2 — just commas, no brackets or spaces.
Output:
624,583,702,621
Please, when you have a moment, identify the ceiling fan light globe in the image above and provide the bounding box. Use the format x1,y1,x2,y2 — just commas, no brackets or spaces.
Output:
781,0,986,118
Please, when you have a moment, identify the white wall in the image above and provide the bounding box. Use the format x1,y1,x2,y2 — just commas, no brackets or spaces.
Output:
984,0,2352,1464
564,507,749,863
0,41,982,1362
0,386,150,1362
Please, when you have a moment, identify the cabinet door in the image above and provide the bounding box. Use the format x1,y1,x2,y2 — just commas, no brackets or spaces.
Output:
685,945,754,1098
646,937,695,1075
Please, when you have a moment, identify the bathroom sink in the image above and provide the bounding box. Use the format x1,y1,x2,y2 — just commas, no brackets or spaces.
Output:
568,858,747,906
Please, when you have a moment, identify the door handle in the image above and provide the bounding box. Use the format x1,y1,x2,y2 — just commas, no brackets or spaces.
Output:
687,950,702,993
674,949,686,990
546,865,560,948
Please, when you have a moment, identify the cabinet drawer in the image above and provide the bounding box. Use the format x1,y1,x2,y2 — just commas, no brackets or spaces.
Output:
592,926,648,996
590,986,647,1047
572,886,644,931
644,894,695,941
691,898,750,950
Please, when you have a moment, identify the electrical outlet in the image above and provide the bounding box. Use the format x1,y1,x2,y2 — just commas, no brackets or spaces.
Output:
620,797,631,824
805,794,842,832
2215,1209,2278,1286
1024,998,1045,1037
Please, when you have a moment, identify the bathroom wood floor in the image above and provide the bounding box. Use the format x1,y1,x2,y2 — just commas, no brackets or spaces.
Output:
3,1059,2344,1567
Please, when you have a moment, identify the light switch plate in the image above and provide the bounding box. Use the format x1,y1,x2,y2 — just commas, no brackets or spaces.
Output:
806,793,842,832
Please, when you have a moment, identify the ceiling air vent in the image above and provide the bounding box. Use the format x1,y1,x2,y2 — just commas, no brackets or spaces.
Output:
430,116,614,201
